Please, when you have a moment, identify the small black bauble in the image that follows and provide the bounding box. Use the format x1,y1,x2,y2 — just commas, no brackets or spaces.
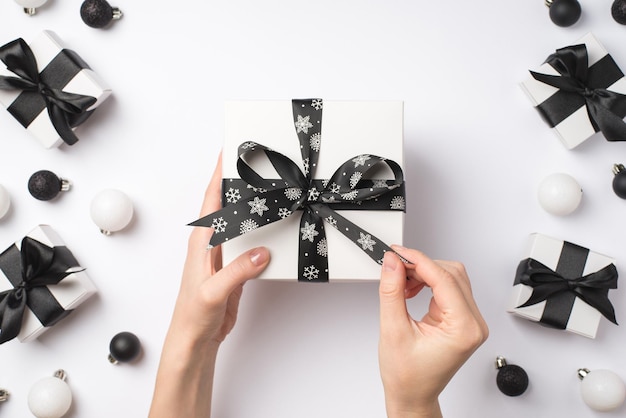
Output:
80,0,122,28
108,331,141,364
547,0,582,27
612,164,626,199
27,170,70,201
495,356,529,397
612,0,626,24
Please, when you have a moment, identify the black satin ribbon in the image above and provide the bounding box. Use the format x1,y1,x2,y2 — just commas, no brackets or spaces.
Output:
0,236,82,344
0,38,97,146
515,247,618,330
530,43,626,142
190,99,406,282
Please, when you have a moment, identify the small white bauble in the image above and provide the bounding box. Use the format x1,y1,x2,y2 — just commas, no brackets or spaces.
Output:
579,368,626,412
537,172,582,216
15,0,48,14
0,185,10,220
90,189,134,235
27,371,72,418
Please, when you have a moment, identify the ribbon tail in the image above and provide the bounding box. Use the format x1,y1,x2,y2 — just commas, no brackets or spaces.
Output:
297,209,328,282
586,98,626,142
0,291,26,344
575,288,618,325
47,104,80,145
516,285,567,309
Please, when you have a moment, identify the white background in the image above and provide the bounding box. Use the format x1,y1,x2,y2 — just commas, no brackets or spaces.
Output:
0,1,626,417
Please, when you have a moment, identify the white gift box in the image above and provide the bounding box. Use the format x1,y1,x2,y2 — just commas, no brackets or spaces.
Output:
0,225,97,342
221,100,404,282
507,233,616,339
0,30,112,149
520,32,626,149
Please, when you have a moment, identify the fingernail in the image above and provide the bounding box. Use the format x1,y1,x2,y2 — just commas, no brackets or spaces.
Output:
250,247,268,266
383,251,398,272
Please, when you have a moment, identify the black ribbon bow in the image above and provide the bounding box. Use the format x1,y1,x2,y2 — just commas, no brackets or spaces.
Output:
516,257,618,327
190,99,406,282
0,37,97,146
530,43,626,142
0,237,81,344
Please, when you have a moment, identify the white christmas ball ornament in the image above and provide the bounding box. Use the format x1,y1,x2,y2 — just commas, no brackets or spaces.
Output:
537,173,582,216
0,185,10,220
28,371,72,418
90,189,134,235
15,0,48,14
579,368,626,412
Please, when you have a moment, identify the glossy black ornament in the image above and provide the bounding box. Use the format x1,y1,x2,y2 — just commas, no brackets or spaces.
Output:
547,0,582,27
108,331,141,364
495,356,529,397
80,0,122,28
612,164,626,199
27,170,70,201
612,0,626,24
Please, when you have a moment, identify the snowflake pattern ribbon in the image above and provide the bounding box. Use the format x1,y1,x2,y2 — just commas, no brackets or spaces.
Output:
189,99,405,282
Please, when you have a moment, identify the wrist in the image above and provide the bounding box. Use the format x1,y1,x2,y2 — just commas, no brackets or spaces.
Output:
386,398,442,418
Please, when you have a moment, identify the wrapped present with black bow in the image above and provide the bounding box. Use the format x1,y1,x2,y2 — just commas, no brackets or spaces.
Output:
520,33,626,149
507,233,618,338
0,30,112,149
190,99,405,282
0,225,97,343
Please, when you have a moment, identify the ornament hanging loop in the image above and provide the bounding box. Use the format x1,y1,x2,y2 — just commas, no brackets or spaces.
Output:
53,369,67,381
578,368,591,380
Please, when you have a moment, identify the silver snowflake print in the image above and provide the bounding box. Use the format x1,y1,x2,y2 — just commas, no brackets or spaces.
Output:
309,133,321,152
241,141,257,149
350,172,362,188
303,157,310,175
311,99,323,110
300,221,319,242
248,196,269,216
278,207,292,219
303,265,319,280
307,187,320,201
329,182,341,194
316,238,328,257
321,196,336,203
372,179,388,188
240,219,258,234
325,216,338,228
321,179,330,188
225,188,241,204
341,190,358,200
352,154,371,167
390,196,406,210
357,232,376,251
295,114,313,134
211,217,228,233
246,184,267,194
284,187,302,201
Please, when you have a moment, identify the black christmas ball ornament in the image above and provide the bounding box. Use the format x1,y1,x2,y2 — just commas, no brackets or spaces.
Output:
27,170,70,201
612,164,626,199
495,356,529,397
546,0,582,27
613,0,626,25
80,0,123,28
108,331,141,364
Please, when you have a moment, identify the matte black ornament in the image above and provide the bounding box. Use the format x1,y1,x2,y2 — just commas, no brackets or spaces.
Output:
108,331,141,364
612,0,626,24
495,356,529,396
80,0,123,28
27,170,70,201
546,0,582,27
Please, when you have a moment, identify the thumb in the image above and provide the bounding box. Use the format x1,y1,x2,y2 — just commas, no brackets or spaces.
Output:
379,251,410,334
212,247,270,299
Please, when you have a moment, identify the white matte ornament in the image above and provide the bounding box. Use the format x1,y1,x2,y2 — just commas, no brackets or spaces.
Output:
0,185,10,220
14,0,48,15
537,173,582,216
27,371,72,418
579,368,626,412
90,189,134,235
